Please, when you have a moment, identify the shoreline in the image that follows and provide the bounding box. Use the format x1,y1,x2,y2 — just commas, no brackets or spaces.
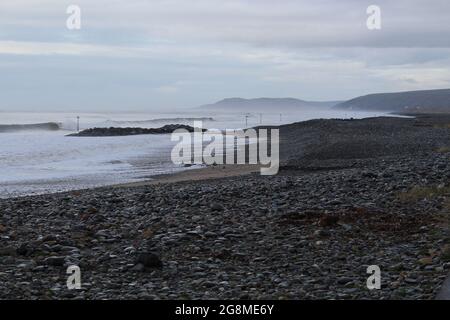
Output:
0,164,262,200
0,112,435,200
114,164,262,188
0,114,449,299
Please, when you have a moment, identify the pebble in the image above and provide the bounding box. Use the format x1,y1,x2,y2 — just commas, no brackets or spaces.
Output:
0,133,448,299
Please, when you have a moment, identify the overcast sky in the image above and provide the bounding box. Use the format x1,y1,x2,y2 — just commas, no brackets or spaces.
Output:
1,0,449,112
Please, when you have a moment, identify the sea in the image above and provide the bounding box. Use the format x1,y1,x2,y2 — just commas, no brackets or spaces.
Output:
0,108,390,198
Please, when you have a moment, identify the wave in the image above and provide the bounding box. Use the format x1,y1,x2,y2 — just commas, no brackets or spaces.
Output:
97,117,214,128
0,122,61,133
0,117,215,133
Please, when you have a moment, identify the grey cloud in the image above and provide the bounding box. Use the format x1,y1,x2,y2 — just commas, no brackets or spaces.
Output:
0,0,449,111
1,0,450,48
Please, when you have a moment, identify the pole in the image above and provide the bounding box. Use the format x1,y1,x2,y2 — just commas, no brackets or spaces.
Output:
77,116,80,132
259,113,262,124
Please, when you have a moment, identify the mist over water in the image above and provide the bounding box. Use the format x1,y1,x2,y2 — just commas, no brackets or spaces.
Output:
0,108,390,198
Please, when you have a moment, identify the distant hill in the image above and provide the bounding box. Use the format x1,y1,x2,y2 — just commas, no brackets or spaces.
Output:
335,89,450,113
199,98,341,111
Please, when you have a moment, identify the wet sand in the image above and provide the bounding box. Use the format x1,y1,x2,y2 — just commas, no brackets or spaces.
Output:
115,164,262,187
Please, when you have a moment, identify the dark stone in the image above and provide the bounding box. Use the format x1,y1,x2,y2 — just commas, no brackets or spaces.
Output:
44,256,66,266
16,243,34,256
210,203,224,211
135,252,163,269
318,215,339,227
314,229,332,238
0,247,17,257
130,263,145,272
337,277,353,285
42,235,58,242
68,124,207,137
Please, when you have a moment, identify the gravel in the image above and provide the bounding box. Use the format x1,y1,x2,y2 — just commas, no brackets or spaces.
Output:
0,115,449,300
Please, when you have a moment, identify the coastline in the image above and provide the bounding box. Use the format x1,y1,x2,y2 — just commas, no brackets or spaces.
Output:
0,114,449,299
114,164,262,188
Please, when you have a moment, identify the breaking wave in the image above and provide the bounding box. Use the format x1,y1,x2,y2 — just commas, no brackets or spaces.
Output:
96,117,214,128
0,122,61,133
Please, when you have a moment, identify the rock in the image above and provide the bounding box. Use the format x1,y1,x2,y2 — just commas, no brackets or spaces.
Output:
340,223,353,231
1,123,450,300
68,124,207,137
210,203,224,211
327,199,343,205
135,252,163,269
361,171,378,178
418,257,433,266
314,229,331,238
17,260,36,270
318,215,339,227
130,263,145,272
215,249,232,260
42,235,58,242
44,256,66,267
0,247,16,256
337,277,353,285
16,243,34,256
124,246,136,254
405,278,418,284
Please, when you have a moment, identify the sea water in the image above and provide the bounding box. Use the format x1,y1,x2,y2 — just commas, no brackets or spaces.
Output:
0,109,389,198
